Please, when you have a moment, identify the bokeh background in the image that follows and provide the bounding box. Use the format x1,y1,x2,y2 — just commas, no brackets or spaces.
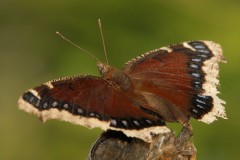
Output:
1,0,239,159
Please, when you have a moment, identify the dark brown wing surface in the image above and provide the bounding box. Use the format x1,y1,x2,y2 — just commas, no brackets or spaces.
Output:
18,75,169,142
122,41,226,123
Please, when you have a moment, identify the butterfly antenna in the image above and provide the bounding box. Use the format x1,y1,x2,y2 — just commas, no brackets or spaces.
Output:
98,19,109,64
56,31,101,63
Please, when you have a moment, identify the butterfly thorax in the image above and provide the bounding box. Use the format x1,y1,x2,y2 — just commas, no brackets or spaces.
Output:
97,62,132,91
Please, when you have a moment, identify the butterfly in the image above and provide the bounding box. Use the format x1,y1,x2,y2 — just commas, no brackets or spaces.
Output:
18,40,226,142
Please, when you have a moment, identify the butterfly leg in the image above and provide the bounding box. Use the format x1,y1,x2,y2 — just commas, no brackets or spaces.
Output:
174,124,196,156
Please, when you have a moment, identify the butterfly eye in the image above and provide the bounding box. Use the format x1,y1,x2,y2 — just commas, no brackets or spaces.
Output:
97,62,111,77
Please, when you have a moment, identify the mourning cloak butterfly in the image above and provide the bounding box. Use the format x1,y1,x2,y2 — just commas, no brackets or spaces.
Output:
18,40,226,142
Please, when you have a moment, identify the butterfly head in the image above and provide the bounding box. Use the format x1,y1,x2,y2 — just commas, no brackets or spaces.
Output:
97,62,112,78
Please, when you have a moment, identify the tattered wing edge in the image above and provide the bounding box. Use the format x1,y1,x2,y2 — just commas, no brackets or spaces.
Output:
18,97,170,143
198,41,227,123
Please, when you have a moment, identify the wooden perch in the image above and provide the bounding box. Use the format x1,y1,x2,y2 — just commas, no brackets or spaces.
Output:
87,127,196,160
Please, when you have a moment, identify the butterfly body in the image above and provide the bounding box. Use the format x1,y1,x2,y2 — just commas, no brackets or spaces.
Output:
98,62,189,125
18,40,226,142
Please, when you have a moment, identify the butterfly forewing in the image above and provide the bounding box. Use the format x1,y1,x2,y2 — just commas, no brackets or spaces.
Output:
122,41,226,124
18,75,169,142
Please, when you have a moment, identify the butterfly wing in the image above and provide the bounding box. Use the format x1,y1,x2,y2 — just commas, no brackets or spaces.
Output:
122,41,226,124
18,75,169,142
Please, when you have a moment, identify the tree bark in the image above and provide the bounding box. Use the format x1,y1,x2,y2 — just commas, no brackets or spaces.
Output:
87,127,196,160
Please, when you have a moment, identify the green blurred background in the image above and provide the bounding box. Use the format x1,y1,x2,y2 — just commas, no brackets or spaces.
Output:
1,0,239,159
